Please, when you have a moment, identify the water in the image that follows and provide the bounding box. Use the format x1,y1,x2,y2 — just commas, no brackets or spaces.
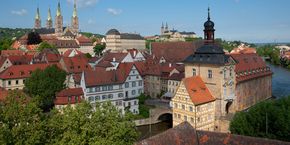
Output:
267,63,290,98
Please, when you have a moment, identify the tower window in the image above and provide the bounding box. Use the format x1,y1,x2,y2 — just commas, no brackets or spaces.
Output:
208,70,213,78
192,68,196,76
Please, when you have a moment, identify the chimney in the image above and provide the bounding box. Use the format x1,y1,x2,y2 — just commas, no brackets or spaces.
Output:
169,63,172,67
113,57,116,62
133,50,136,57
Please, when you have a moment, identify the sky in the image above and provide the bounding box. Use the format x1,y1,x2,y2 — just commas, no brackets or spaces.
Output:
0,0,290,43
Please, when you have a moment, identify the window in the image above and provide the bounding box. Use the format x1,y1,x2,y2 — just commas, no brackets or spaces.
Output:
189,106,193,112
108,86,113,91
68,97,71,103
224,70,227,79
138,89,142,94
16,80,19,85
125,91,128,98
128,76,131,80
191,117,194,123
96,87,100,92
208,70,212,78
174,103,178,108
132,82,136,87
95,96,100,101
132,90,136,95
178,114,181,119
174,113,177,118
88,96,94,102
125,82,129,88
138,80,143,86
8,81,11,86
182,105,185,110
136,75,139,79
119,85,123,89
102,86,107,91
197,117,200,122
230,69,232,77
23,79,25,84
208,114,212,121
118,93,123,98
128,102,131,106
134,101,137,105
102,95,108,100
192,68,196,76
108,94,113,99
197,106,201,112
184,115,187,121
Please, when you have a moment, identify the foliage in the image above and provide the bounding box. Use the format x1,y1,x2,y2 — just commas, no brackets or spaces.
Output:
85,53,92,58
24,65,66,111
37,42,56,51
0,38,13,50
135,94,151,119
145,39,156,49
256,45,281,65
0,27,31,40
79,32,104,38
93,43,106,56
27,31,42,45
0,91,47,145
230,96,290,142
0,93,139,144
184,37,202,42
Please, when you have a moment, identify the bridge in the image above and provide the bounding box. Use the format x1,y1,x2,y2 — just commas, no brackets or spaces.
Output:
135,107,172,126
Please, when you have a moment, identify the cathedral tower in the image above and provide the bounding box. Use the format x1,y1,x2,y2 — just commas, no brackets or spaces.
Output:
34,7,41,29
161,22,164,35
46,8,53,29
71,0,79,34
55,1,63,36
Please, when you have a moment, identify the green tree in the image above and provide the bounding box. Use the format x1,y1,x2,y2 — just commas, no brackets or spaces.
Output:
37,41,56,52
0,38,13,50
47,101,139,145
27,31,42,45
24,65,66,111
93,44,106,56
230,96,290,142
0,91,47,145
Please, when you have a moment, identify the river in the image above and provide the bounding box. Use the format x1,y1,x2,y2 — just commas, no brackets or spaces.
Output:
267,62,290,98
137,62,290,141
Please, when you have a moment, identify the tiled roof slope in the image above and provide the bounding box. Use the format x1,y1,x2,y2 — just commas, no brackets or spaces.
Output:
55,88,84,105
0,64,51,79
136,122,290,145
183,76,215,105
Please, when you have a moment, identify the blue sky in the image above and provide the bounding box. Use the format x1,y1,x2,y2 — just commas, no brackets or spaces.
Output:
1,0,290,43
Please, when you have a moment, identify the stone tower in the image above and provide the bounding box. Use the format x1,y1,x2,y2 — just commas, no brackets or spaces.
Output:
161,22,164,35
55,1,63,36
46,8,53,29
165,22,169,32
71,0,79,34
34,7,41,29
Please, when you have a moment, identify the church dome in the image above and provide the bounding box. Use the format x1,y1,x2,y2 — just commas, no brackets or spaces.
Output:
106,29,120,35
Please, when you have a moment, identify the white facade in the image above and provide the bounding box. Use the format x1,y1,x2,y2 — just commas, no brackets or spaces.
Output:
80,65,144,114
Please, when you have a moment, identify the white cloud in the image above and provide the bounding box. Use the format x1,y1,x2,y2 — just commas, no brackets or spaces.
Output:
67,0,99,8
107,8,122,16
11,9,27,16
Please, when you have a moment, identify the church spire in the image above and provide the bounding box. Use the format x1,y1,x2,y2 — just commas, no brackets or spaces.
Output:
57,1,62,16
208,7,210,20
73,0,77,18
46,7,53,29
34,7,41,29
47,7,52,21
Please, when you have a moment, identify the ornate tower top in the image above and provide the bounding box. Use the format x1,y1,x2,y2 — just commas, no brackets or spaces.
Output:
204,7,215,42
57,1,62,16
73,0,77,18
47,7,52,21
35,7,40,20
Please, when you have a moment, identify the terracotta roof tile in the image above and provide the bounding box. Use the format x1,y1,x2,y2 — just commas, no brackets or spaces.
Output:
183,76,215,105
63,49,84,57
62,55,92,74
0,50,25,56
55,88,84,105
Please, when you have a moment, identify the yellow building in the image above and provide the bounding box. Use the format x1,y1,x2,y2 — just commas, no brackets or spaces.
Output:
172,76,215,131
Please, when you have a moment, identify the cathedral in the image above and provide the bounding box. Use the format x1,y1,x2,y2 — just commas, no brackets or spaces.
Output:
34,1,79,36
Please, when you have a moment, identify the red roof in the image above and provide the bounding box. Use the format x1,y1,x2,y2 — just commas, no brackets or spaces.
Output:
63,49,84,57
231,47,257,54
7,55,33,65
54,88,84,105
183,76,215,105
84,63,134,87
230,53,273,83
0,64,50,79
151,41,202,62
62,55,92,74
76,35,92,43
1,50,25,56
168,72,184,81
102,52,128,62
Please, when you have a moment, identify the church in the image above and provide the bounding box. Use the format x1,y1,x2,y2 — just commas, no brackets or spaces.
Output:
34,1,79,36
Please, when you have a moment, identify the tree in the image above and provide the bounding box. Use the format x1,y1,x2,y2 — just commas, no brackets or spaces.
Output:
85,53,92,58
93,44,106,56
24,65,66,111
0,91,47,145
47,101,139,145
37,41,56,52
230,96,290,142
27,31,42,45
0,38,13,50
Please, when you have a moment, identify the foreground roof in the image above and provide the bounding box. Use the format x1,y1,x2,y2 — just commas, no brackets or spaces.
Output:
136,122,290,145
0,64,50,79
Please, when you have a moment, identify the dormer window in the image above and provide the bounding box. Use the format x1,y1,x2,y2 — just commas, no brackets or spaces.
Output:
20,71,24,75
29,71,32,74
9,72,13,76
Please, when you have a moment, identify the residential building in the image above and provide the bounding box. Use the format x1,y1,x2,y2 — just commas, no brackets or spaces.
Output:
80,63,143,114
54,88,84,109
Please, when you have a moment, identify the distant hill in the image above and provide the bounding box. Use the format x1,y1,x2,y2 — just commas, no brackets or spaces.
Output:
79,32,105,38
0,27,31,40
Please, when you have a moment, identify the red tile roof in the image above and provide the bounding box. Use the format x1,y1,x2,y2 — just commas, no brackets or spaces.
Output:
62,55,92,74
7,55,33,65
84,63,134,87
76,35,92,43
0,50,25,56
168,72,184,81
63,49,84,57
137,122,290,145
55,88,84,105
231,47,257,54
230,53,273,83
151,41,202,63
102,52,128,62
183,76,215,105
0,64,51,79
